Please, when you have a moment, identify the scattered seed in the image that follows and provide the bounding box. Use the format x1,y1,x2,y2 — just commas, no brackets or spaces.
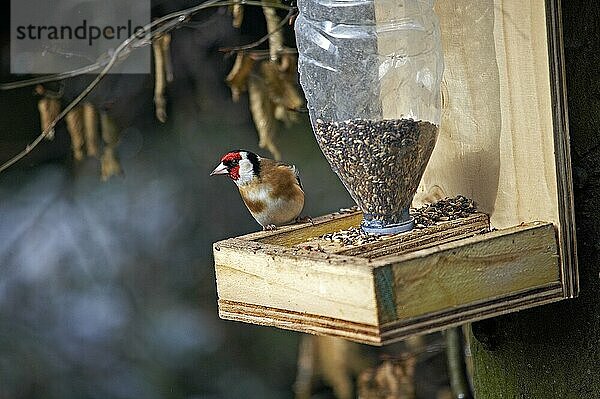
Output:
321,195,478,247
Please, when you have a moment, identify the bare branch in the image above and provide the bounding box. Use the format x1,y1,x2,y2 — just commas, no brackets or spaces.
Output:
0,0,295,173
219,8,295,55
0,0,294,91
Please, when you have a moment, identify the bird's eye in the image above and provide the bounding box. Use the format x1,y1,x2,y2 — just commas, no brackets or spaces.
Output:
231,159,239,166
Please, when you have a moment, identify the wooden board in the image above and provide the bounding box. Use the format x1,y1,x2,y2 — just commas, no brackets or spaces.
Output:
415,0,577,297
214,211,564,345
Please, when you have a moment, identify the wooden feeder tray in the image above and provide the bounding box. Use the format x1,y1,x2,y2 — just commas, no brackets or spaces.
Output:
213,211,565,345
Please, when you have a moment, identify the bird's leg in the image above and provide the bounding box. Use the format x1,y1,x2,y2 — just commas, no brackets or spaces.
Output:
263,224,278,231
295,216,314,225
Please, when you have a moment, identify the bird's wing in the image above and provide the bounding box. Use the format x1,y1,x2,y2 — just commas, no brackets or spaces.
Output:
287,164,303,189
261,158,304,189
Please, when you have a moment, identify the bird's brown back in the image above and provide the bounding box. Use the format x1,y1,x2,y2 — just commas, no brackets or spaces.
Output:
258,159,303,200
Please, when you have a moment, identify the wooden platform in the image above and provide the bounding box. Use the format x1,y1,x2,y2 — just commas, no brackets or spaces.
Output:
214,211,564,345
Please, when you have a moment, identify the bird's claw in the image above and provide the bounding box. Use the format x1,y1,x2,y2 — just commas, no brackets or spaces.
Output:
295,216,314,225
263,224,278,231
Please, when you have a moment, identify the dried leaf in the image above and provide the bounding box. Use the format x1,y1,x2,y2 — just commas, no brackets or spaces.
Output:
248,75,280,160
261,60,304,111
153,34,168,123
357,358,417,399
294,336,371,399
274,104,298,127
100,111,120,146
100,146,123,181
281,80,304,111
82,102,99,157
37,97,61,140
231,0,244,28
279,53,298,80
65,106,85,161
278,53,293,73
294,335,316,399
316,337,363,399
226,53,255,102
262,5,283,61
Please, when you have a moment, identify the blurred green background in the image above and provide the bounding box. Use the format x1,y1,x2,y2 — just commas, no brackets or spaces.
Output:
0,2,451,398
0,2,356,398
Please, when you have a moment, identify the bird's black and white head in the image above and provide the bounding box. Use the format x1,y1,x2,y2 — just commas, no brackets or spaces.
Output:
210,150,261,186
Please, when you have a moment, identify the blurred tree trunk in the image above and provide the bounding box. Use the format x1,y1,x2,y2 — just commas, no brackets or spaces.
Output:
470,0,600,397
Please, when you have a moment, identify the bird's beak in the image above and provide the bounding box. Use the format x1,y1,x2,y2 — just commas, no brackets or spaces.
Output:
210,162,228,176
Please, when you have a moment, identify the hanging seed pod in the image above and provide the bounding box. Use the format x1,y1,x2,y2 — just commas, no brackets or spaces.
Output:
231,0,244,28
248,75,280,160
261,60,304,112
225,52,255,102
100,146,123,181
82,102,99,157
100,111,120,146
37,97,61,140
99,110,122,181
160,33,173,83
65,106,85,161
152,34,168,123
262,4,283,61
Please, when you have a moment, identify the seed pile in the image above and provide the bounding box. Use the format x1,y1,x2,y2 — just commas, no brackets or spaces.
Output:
321,226,386,246
321,196,478,247
315,118,438,225
412,195,477,228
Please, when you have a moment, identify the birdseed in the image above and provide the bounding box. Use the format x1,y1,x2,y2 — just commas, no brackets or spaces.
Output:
321,195,478,247
315,118,438,226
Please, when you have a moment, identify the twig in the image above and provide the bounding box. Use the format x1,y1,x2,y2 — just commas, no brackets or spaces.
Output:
0,0,295,173
219,8,295,55
445,327,474,399
0,0,294,91
244,47,298,60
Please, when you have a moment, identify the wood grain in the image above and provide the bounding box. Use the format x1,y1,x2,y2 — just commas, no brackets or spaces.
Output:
416,0,577,296
247,211,363,247
214,238,378,325
371,222,560,323
215,215,563,345
419,0,558,227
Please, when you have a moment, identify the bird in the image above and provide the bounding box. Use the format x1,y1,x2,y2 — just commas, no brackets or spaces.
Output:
210,150,305,230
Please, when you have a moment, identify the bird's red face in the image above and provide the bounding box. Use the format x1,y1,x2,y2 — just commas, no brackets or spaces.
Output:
210,151,242,180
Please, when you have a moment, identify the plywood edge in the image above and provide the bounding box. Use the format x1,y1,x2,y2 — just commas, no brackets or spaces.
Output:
218,299,382,345
545,0,578,298
217,282,564,347
377,282,564,345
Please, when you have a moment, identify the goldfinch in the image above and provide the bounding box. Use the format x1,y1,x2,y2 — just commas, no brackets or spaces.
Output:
210,150,305,230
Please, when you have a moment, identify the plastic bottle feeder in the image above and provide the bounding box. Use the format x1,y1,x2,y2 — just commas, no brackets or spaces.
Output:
296,0,443,234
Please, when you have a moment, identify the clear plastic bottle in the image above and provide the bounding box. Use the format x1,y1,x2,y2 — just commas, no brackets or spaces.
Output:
295,0,444,234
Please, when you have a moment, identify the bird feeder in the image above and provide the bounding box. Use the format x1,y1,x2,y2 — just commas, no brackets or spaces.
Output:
295,0,443,234
213,0,578,345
